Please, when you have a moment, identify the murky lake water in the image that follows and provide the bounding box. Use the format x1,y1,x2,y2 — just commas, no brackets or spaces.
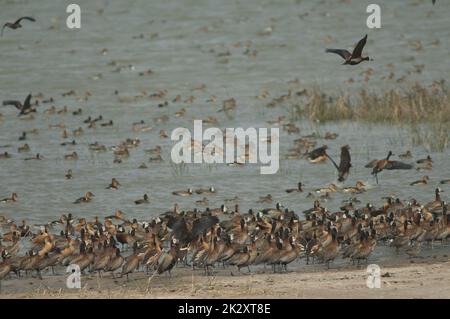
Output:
0,0,449,226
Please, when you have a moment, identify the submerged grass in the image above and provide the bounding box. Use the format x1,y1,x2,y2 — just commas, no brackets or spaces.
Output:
288,83,449,151
292,83,449,124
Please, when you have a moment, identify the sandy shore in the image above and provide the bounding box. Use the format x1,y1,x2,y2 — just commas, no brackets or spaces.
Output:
1,254,450,299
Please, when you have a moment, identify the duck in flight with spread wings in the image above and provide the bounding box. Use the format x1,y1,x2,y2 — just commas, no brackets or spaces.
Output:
1,17,35,37
326,34,372,65
2,93,36,116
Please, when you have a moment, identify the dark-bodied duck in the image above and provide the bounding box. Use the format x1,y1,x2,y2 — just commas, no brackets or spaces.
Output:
134,194,149,205
1,17,35,37
65,169,73,179
285,182,303,193
307,145,328,163
18,144,30,153
416,155,432,165
18,132,26,141
195,197,209,206
24,153,42,160
157,239,179,276
330,145,352,182
441,179,450,185
0,193,18,203
410,176,429,186
2,93,35,115
73,192,95,204
64,152,78,160
399,150,412,159
425,188,443,211
257,194,273,204
106,178,120,190
195,187,216,195
326,34,371,65
0,152,11,159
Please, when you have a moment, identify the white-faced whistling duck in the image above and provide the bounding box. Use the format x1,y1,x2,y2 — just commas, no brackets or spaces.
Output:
326,34,371,65
399,150,412,159
0,152,12,159
285,182,303,193
195,186,216,195
135,194,149,205
73,192,95,204
172,188,193,196
425,188,443,211
257,194,273,203
416,155,432,165
195,197,209,206
64,152,79,160
18,144,30,153
410,175,429,186
106,178,120,190
0,253,12,292
0,192,18,203
319,228,340,269
105,248,124,278
343,181,365,193
157,239,179,276
370,151,413,184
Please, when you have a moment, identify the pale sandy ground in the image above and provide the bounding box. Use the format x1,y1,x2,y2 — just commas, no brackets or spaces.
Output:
1,255,450,299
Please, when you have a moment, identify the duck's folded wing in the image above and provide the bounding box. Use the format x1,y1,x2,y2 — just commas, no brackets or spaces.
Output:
385,161,413,170
191,216,219,239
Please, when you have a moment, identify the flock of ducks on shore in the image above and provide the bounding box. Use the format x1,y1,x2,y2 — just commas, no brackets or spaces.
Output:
0,0,447,293
0,185,448,291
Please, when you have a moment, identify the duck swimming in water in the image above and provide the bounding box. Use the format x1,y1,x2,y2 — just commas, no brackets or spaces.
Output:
0,192,17,203
106,178,120,190
285,182,303,193
65,169,73,179
410,175,429,186
134,194,149,205
73,192,95,204
172,188,193,197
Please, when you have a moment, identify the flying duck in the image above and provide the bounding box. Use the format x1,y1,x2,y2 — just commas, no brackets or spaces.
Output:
326,34,371,65
1,16,35,37
2,93,36,116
